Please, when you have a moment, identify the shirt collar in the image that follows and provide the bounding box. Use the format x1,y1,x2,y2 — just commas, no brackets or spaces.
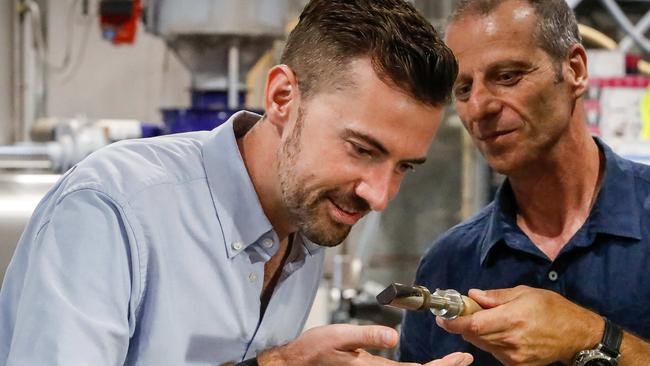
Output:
202,111,273,258
202,111,323,259
479,137,642,265
299,233,324,256
479,181,517,265
587,137,642,241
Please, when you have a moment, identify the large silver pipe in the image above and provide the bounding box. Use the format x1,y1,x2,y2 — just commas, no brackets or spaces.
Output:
228,44,240,110
0,173,60,283
0,144,50,157
13,0,23,143
22,0,48,138
0,1,14,146
0,144,53,170
18,2,34,142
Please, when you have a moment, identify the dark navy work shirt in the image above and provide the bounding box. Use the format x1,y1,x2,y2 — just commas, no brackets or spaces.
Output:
399,139,650,365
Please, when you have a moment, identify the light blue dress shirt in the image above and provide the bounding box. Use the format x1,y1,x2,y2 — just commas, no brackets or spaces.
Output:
0,111,325,366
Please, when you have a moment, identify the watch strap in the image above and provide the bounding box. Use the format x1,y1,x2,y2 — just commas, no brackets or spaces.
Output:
600,317,623,359
235,358,259,366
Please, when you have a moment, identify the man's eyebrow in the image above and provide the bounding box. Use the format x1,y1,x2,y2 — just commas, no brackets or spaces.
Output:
341,129,389,155
341,129,427,165
486,60,535,74
457,60,535,82
404,156,427,165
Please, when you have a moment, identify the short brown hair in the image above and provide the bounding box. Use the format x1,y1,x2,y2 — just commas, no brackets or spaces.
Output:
281,0,458,107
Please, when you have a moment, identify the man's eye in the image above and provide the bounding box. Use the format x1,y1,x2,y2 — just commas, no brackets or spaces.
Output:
397,163,415,174
454,84,471,101
498,71,522,84
350,142,373,158
356,146,372,157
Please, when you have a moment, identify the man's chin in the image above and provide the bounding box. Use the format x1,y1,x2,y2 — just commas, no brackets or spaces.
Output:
301,224,351,248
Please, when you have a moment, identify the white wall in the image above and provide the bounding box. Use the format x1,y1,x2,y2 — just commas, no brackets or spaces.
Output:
46,0,190,123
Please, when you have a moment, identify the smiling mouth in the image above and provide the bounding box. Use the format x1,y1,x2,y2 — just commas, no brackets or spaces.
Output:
328,198,364,225
478,129,516,142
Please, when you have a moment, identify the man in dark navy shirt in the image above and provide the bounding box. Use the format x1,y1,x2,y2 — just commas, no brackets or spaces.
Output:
400,0,650,365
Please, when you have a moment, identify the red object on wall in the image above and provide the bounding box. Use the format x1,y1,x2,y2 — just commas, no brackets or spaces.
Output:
99,0,142,45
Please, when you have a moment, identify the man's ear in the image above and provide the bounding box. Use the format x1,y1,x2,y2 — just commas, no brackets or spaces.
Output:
565,44,589,98
264,64,300,134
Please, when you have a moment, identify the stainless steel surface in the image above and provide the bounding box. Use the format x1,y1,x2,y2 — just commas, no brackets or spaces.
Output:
145,0,288,91
0,159,52,170
377,283,466,320
430,288,464,320
19,0,49,140
13,0,22,143
166,34,277,91
0,144,51,160
147,0,288,36
228,44,239,108
0,1,13,145
0,173,59,284
0,143,57,170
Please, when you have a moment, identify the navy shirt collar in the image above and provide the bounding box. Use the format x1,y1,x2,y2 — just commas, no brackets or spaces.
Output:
479,138,642,265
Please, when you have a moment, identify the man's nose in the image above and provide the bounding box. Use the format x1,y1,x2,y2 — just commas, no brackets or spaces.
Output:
464,82,502,123
354,166,400,212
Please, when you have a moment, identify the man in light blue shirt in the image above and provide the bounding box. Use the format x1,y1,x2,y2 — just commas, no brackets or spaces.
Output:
0,1,472,365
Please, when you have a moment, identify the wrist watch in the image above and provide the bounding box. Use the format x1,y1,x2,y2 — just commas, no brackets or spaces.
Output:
573,317,623,366
235,358,259,366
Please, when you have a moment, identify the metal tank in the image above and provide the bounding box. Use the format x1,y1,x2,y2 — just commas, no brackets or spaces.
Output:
143,0,290,132
0,173,59,282
145,0,289,93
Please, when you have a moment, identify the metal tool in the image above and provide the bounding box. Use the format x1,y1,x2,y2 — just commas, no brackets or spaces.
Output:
376,283,483,320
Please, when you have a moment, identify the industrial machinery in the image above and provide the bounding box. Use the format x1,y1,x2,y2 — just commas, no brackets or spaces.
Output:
114,0,291,133
1,0,292,173
0,0,296,284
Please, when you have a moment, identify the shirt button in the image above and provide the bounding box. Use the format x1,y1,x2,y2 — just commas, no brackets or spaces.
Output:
548,270,559,281
249,272,258,283
231,241,243,251
262,238,274,248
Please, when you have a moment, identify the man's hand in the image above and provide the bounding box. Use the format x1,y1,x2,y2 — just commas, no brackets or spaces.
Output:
257,324,473,366
436,286,603,366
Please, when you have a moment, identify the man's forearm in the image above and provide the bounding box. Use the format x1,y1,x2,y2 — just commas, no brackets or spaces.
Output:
619,331,650,365
256,347,287,366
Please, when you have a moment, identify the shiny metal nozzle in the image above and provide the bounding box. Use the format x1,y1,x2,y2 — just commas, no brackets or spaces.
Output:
376,283,476,320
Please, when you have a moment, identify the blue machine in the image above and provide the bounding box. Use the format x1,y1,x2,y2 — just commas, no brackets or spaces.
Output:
161,91,247,134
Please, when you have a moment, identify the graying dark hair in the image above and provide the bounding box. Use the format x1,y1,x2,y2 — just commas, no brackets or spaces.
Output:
450,0,582,62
